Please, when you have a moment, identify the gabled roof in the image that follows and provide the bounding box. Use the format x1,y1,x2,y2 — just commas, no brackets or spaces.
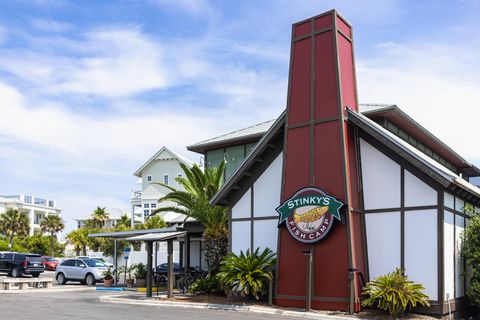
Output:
210,111,286,206
187,119,277,154
133,146,194,178
211,108,480,207
347,109,480,203
358,104,480,177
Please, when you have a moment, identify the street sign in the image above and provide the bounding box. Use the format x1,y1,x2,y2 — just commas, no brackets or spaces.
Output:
124,247,131,253
124,256,129,260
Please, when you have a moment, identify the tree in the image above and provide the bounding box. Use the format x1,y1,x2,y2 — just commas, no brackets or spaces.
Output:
152,161,228,274
462,213,480,306
40,214,65,257
91,206,109,228
0,208,30,250
143,215,167,229
66,228,89,256
117,213,131,229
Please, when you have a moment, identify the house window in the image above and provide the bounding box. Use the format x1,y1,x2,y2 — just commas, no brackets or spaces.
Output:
147,175,152,182
163,174,169,185
151,203,157,209
144,209,149,216
144,203,150,208
177,173,183,186
24,195,32,204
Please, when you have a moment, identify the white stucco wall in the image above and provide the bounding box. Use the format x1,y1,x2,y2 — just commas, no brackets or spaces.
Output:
360,139,401,210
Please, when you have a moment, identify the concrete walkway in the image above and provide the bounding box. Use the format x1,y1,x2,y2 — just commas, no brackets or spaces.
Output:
99,294,358,320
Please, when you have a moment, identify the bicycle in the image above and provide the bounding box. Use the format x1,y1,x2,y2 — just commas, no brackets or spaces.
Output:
176,272,194,293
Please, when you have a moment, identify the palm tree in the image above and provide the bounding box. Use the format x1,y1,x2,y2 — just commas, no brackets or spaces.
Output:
66,228,89,256
40,214,65,257
152,161,228,274
0,208,30,250
91,207,109,228
117,213,131,229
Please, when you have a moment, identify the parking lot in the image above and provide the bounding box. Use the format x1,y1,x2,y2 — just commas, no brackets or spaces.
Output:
0,287,297,320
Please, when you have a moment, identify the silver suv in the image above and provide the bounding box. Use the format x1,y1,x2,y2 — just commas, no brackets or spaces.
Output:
55,258,109,286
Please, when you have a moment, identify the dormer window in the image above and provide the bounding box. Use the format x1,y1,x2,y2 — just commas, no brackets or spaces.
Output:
147,175,152,182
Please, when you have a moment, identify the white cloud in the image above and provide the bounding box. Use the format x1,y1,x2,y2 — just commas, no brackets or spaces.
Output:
357,40,480,162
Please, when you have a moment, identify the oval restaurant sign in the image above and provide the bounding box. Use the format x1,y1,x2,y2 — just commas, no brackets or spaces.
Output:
276,187,345,243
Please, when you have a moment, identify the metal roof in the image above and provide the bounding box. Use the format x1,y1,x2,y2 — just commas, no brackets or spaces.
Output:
187,119,276,153
88,227,178,239
347,109,480,200
125,231,185,242
188,104,391,154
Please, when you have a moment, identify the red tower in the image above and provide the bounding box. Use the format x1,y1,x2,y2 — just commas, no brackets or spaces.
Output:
275,10,365,312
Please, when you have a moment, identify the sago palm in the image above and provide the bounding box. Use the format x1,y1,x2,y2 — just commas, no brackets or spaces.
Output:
0,208,30,250
40,214,65,257
217,247,276,300
152,161,228,274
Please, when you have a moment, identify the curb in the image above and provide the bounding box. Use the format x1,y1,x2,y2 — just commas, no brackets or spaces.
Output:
0,287,97,294
99,295,357,320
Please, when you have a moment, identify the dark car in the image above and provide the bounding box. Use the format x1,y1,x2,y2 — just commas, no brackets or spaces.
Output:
154,262,180,273
0,252,45,277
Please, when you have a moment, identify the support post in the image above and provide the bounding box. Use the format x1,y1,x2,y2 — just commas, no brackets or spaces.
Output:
185,233,190,275
303,248,314,312
114,239,118,285
167,239,174,298
146,241,153,298
154,241,158,272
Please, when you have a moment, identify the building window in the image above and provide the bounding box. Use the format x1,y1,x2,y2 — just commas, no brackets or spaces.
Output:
177,173,183,186
144,203,150,208
163,174,169,185
48,200,55,208
147,175,152,182
24,195,32,204
151,203,157,209
144,209,150,216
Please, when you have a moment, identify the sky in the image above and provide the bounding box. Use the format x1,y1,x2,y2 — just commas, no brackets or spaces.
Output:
1,0,480,234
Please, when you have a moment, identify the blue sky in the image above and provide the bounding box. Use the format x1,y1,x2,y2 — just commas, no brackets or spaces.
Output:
1,0,480,234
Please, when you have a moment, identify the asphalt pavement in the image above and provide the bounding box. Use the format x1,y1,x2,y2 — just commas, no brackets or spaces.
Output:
0,290,299,320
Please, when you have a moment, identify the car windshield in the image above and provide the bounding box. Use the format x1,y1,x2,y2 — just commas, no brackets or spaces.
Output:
84,259,107,267
44,258,56,261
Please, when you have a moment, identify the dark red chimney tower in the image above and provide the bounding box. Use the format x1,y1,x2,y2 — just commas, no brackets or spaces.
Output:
275,10,365,312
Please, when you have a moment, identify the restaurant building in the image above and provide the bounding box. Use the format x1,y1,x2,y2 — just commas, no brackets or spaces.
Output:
188,10,480,317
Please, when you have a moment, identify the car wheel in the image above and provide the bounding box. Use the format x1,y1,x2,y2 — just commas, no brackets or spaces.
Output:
32,273,40,278
10,268,19,278
85,273,96,286
56,273,66,285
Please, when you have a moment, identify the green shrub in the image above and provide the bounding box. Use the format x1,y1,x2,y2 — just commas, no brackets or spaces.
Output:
462,214,480,306
217,247,275,300
134,263,147,279
362,268,430,318
188,276,222,295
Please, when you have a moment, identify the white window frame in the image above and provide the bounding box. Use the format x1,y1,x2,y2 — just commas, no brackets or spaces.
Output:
163,174,169,185
150,203,157,209
144,203,150,208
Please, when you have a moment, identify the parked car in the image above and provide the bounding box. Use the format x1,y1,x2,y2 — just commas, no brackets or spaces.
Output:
0,252,44,278
75,256,114,268
154,262,180,274
55,258,110,286
41,256,59,271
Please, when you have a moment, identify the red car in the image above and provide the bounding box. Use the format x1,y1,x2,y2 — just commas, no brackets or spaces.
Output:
41,256,59,271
